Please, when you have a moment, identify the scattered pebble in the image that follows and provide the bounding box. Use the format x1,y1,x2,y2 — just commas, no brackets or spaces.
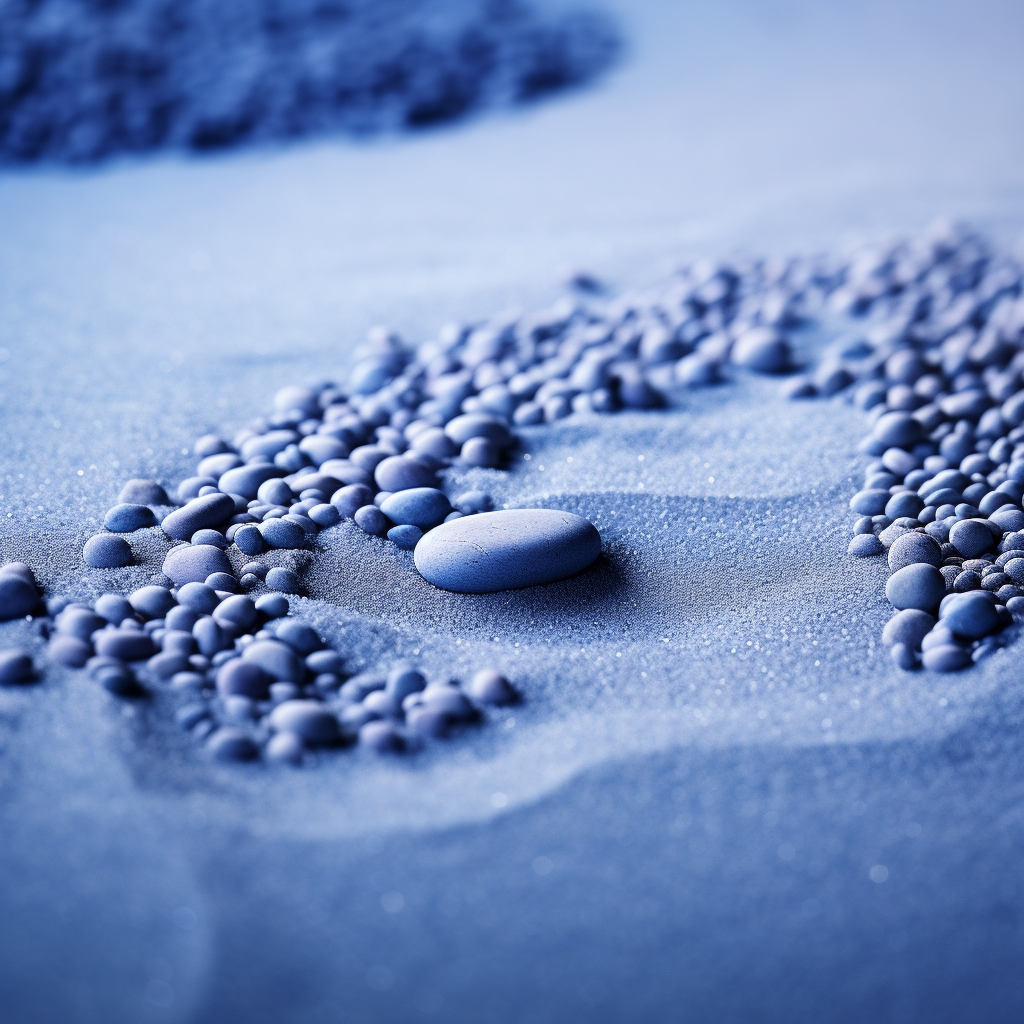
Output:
83,534,132,569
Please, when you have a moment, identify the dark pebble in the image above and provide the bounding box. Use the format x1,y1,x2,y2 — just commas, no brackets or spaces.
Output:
207,727,260,762
466,668,515,705
268,699,340,745
0,649,35,683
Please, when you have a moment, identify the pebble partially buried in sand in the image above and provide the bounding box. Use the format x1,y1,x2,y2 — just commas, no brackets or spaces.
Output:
413,508,602,593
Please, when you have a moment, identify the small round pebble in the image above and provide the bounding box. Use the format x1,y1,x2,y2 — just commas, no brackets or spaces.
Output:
887,533,942,572
242,639,303,681
216,658,269,699
465,668,515,705
207,727,259,762
374,455,436,492
48,635,92,667
941,591,1002,639
268,699,340,745
128,585,176,619
94,593,133,624
261,518,306,549
118,479,170,505
848,534,883,557
266,731,304,765
354,504,390,537
162,543,232,585
359,720,401,752
104,503,157,532
83,534,132,569
885,563,946,612
949,519,995,560
265,567,300,594
388,524,422,549
176,582,220,614
921,645,972,672
0,649,35,683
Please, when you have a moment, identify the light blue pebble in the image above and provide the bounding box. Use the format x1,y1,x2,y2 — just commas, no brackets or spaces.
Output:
104,503,157,532
414,508,601,593
388,524,422,550
380,487,451,528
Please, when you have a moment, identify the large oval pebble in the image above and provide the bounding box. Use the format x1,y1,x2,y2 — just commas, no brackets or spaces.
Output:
413,508,601,593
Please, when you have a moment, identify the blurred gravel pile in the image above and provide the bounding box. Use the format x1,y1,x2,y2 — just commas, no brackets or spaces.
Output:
0,0,619,163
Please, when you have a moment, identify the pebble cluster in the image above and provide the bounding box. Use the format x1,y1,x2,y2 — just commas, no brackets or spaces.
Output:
31,571,515,763
789,221,1024,670
0,0,619,163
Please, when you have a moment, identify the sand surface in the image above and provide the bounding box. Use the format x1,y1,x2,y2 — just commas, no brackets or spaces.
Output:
2,2,1024,1021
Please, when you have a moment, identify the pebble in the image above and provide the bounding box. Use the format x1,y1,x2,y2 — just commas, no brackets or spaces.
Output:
205,572,237,592
94,629,156,661
161,492,236,540
374,455,436,492
218,464,285,500
354,505,390,537
103,503,157,532
0,649,35,683
331,484,375,517
359,720,401,752
216,658,269,699
386,662,426,701
48,634,92,667
176,582,220,614
388,524,422,550
885,563,946,612
730,327,791,373
266,731,304,765
213,595,258,631
268,700,340,745
162,543,232,585
921,645,972,672
887,533,942,572
940,591,1002,639
118,479,170,505
255,593,289,618
128,585,175,619
948,519,995,560
275,620,321,654
242,639,303,682
465,668,515,705
848,534,883,557
308,503,340,527
265,567,300,594
94,593,133,624
261,518,306,549
414,508,601,593
83,533,132,568
207,727,260,762
0,564,40,619
380,487,451,529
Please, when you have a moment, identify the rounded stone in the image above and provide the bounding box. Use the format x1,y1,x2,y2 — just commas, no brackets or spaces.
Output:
887,532,942,572
0,649,35,683
949,519,995,559
414,509,601,593
242,639,303,682
0,571,39,620
161,492,235,541
118,479,170,505
374,455,437,492
83,534,132,568
848,534,884,557
921,645,972,672
380,488,451,529
940,591,1002,639
885,563,946,612
104,503,157,532
265,567,300,594
268,699,341,745
216,658,270,699
465,668,515,705
162,544,232,585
